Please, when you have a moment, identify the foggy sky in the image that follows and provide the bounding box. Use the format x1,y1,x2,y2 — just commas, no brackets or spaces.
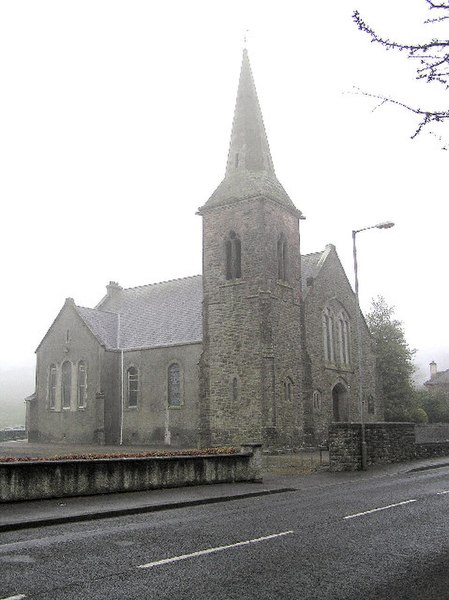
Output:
1,0,448,408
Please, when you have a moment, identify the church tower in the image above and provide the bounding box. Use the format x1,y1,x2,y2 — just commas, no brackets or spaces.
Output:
198,49,306,448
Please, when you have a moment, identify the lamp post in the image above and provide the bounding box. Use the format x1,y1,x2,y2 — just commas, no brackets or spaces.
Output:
352,221,394,470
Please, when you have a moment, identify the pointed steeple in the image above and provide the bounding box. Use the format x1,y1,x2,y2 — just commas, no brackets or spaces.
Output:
199,48,301,216
225,48,275,177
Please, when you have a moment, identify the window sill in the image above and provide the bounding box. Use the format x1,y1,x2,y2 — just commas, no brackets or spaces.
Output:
324,363,354,374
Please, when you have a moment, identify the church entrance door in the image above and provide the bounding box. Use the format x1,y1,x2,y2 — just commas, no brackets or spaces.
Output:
332,383,348,422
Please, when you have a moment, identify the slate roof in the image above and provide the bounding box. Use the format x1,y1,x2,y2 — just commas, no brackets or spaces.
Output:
204,171,298,213
76,307,119,350
77,275,203,351
74,251,330,352
425,370,449,387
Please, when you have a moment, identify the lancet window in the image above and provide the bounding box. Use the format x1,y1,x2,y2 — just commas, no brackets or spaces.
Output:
277,234,288,281
127,366,139,408
225,231,242,280
168,363,182,407
61,361,72,409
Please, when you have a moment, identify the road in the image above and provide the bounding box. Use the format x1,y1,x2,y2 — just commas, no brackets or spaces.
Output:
2,465,449,599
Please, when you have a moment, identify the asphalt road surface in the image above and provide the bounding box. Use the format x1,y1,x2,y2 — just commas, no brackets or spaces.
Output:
2,466,449,599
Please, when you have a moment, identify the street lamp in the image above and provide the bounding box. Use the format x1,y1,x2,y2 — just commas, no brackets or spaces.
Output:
352,221,395,470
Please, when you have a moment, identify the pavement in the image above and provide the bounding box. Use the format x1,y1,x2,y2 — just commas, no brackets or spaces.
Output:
1,440,449,534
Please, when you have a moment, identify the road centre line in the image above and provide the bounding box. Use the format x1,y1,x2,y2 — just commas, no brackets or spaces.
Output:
137,530,294,569
0,595,26,600
344,499,417,520
437,490,449,495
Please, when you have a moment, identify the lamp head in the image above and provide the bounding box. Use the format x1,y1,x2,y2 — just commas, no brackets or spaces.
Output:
376,221,395,229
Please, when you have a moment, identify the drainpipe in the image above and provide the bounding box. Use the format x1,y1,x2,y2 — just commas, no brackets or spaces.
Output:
118,313,124,446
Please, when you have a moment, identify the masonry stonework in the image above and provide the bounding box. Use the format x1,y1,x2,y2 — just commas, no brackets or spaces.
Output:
28,48,381,452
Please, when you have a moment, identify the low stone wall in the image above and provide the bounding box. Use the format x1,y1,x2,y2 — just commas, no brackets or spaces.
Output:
0,429,27,442
0,444,262,503
415,424,449,443
329,423,416,471
415,442,449,459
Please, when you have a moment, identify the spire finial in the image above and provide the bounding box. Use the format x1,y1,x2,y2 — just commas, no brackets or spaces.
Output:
243,29,250,49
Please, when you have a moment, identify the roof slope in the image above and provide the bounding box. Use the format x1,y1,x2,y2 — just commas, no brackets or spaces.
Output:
80,275,203,351
72,249,331,351
76,307,119,350
425,370,449,387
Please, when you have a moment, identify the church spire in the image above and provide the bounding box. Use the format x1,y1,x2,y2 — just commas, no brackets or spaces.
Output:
199,48,301,216
225,48,275,177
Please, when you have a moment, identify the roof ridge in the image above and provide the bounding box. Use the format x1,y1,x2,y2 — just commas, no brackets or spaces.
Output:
302,249,326,258
123,274,202,292
77,305,118,316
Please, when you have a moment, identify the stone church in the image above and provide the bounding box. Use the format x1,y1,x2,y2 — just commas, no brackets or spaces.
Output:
27,49,379,449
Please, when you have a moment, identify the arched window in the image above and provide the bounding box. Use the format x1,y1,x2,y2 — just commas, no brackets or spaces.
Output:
313,390,322,412
168,363,181,407
284,378,293,402
127,366,139,408
338,312,351,365
225,231,241,280
49,364,57,410
77,361,87,408
61,361,72,409
323,307,335,363
231,376,239,402
277,234,288,281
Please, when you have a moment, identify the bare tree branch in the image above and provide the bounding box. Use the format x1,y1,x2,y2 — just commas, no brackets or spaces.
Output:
353,2,449,146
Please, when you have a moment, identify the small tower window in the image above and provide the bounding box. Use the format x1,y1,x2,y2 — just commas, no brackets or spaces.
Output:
277,234,288,281
61,361,72,409
127,366,139,408
225,231,242,280
284,378,293,402
231,376,239,402
313,390,322,412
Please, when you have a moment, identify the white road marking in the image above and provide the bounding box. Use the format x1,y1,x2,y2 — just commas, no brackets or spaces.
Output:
0,595,26,600
437,490,449,495
137,530,294,569
344,499,417,520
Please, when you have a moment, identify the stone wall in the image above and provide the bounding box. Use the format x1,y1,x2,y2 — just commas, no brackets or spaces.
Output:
0,444,262,503
329,423,416,471
304,247,380,447
35,300,106,445
120,343,202,447
415,423,449,443
199,198,304,449
415,442,449,459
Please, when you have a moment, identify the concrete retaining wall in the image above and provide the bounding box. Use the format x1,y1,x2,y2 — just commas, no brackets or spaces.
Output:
0,444,262,503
